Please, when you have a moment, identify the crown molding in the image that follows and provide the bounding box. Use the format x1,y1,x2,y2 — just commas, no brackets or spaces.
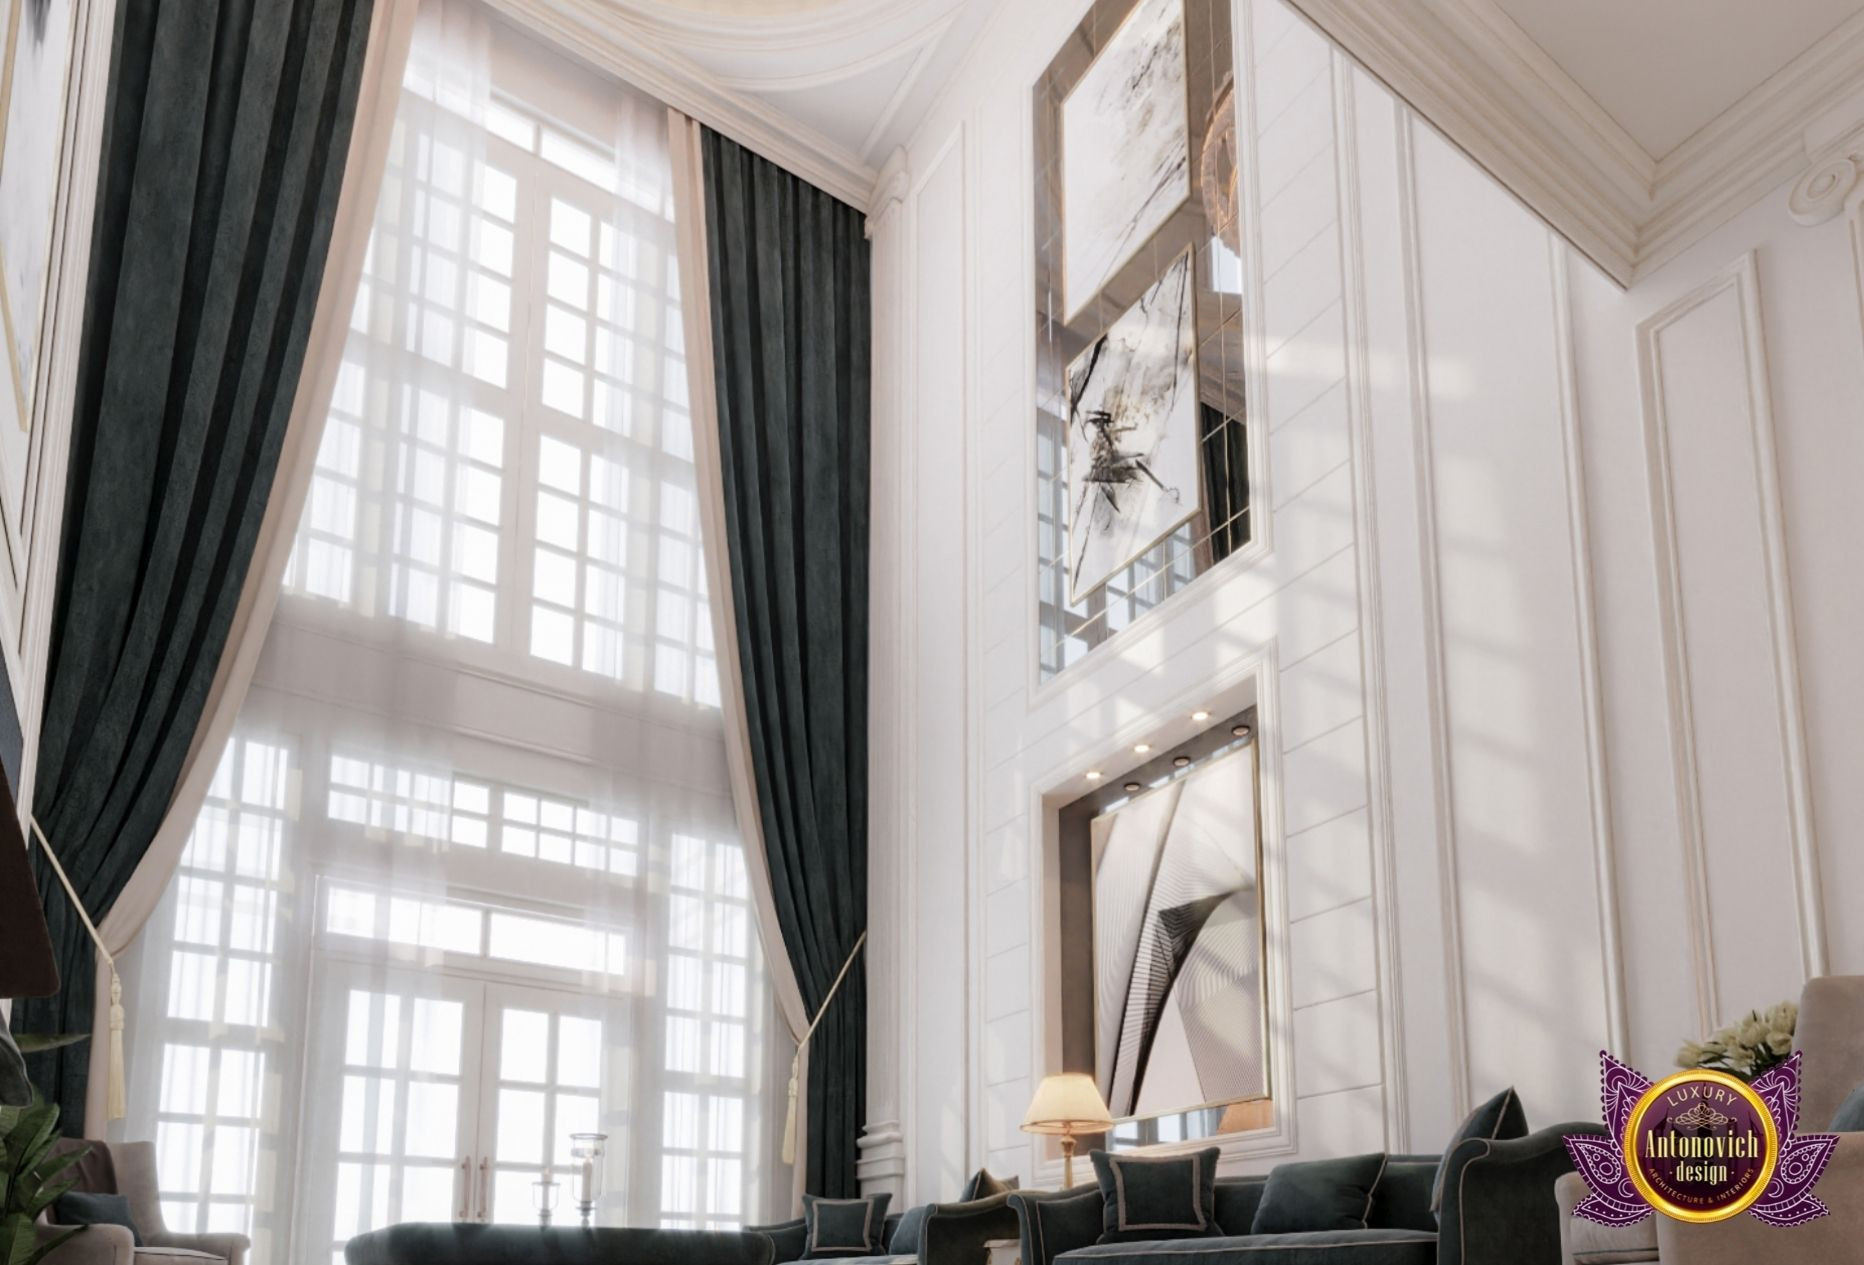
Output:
1281,0,1864,286
620,0,961,55
487,0,879,208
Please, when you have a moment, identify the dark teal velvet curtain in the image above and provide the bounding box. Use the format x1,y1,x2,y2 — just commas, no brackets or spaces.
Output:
11,0,375,1127
699,129,871,1198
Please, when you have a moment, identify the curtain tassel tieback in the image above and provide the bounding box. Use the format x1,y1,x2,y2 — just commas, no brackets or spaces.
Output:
28,816,127,1122
782,930,866,1167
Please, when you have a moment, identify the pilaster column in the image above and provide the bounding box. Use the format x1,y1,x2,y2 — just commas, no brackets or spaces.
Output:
858,147,911,1202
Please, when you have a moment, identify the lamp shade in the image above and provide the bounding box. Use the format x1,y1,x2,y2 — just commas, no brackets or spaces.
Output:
1021,1073,1113,1135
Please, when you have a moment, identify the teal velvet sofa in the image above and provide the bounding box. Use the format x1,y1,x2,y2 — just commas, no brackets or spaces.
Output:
754,1192,1020,1265
1012,1126,1599,1265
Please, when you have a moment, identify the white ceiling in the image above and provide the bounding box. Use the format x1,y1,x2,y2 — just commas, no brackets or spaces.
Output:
1491,0,1864,156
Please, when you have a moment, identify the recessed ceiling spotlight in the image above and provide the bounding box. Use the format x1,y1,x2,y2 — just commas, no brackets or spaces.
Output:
1123,781,1143,793
1232,724,1252,738
1172,755,1191,768
1085,770,1103,781
1134,742,1151,754
1191,709,1211,722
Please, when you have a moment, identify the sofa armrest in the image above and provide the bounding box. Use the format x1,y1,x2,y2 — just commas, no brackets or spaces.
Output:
1439,1122,1605,1265
750,1216,809,1264
146,1229,252,1265
923,1192,1019,1265
38,1222,132,1265
1008,1188,1103,1265
1553,1171,1656,1265
1653,1132,1864,1264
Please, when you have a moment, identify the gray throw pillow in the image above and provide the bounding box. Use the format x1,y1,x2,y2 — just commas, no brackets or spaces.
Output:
1088,1147,1222,1243
963,1167,1020,1201
1832,1083,1864,1132
1430,1087,1527,1214
1251,1154,1386,1234
802,1193,893,1258
53,1192,142,1246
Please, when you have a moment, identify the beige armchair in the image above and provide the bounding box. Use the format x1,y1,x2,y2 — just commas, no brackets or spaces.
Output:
1555,974,1864,1265
35,1140,249,1265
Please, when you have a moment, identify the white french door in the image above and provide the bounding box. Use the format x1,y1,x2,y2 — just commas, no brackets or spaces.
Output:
477,982,615,1225
294,960,624,1263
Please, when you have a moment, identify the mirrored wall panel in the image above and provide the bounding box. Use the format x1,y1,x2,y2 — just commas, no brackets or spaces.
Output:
1034,0,1248,682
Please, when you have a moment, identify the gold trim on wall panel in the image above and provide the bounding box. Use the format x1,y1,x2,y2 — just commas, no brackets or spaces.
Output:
1634,253,1825,1031
1331,52,1407,1153
1548,238,1628,1058
1393,106,1471,1121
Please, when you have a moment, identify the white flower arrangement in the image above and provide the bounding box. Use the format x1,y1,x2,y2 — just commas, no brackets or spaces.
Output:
1675,999,1797,1081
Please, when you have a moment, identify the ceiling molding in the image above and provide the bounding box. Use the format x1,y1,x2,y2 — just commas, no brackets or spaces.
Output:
1283,0,1864,285
486,0,878,208
1639,8,1864,275
617,0,961,55
710,10,957,95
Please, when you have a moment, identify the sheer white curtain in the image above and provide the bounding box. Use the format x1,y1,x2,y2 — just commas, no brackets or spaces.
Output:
110,5,790,1262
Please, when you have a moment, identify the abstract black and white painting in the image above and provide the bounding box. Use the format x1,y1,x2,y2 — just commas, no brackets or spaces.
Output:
1060,0,1190,321
1092,745,1265,1119
0,0,77,433
1065,247,1199,606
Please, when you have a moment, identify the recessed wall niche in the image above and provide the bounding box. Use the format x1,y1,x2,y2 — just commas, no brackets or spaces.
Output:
1055,708,1273,1149
1034,0,1249,682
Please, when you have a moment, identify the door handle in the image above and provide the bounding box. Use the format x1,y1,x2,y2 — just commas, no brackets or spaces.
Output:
457,1157,470,1221
478,1157,491,1222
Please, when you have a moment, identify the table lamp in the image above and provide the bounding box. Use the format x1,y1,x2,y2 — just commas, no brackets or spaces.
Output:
1020,1073,1113,1187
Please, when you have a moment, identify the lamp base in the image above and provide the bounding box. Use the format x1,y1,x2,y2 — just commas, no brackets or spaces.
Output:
1061,1134,1078,1189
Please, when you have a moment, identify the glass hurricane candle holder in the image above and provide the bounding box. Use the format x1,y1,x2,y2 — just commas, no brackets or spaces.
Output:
568,1133,608,1228
532,1171,560,1228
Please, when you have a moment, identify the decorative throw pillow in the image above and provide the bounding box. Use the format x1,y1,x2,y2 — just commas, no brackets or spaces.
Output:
1009,1187,1106,1265
1430,1087,1527,1214
1088,1147,1222,1243
889,1204,932,1256
1250,1154,1387,1234
53,1192,142,1246
803,1193,893,1258
1832,1083,1864,1132
963,1167,1021,1201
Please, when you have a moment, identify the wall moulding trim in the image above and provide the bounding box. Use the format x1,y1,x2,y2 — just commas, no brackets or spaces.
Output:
485,0,877,208
1548,238,1628,1057
1330,53,1408,1153
1023,643,1298,1170
1393,107,1472,1121
1278,0,1864,286
1633,252,1826,1028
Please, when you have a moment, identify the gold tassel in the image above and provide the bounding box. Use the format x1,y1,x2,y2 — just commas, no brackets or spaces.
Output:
781,1054,800,1165
106,969,126,1121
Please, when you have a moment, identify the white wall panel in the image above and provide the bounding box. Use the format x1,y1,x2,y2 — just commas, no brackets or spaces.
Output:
1406,123,1611,1126
869,0,1863,1196
906,127,972,1202
1637,256,1820,1023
